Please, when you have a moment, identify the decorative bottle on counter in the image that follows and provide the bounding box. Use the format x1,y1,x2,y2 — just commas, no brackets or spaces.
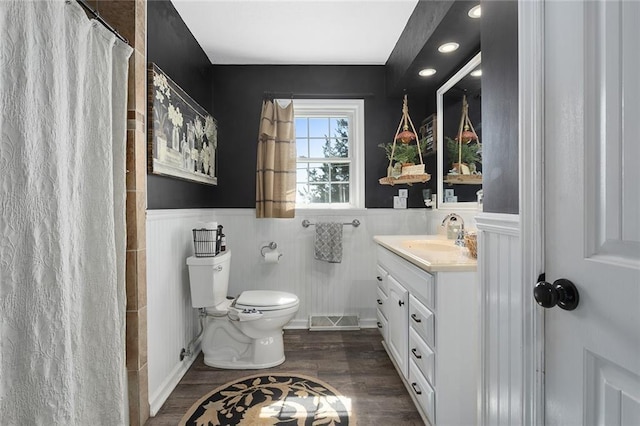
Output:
216,225,223,254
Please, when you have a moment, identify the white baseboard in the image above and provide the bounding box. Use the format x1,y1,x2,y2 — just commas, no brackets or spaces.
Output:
149,343,201,417
358,318,378,329
285,319,310,330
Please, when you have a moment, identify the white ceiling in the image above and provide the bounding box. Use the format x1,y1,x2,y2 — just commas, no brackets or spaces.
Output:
170,0,419,65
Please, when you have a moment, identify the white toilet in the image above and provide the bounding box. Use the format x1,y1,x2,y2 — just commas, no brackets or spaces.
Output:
186,250,299,369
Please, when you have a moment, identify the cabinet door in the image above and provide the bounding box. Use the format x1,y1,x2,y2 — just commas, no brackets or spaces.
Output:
387,275,409,378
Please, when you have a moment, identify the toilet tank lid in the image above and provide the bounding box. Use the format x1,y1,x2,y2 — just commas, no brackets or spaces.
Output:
187,250,231,265
235,290,299,310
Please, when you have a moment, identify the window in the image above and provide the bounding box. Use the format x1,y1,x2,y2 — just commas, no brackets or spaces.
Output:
292,99,364,209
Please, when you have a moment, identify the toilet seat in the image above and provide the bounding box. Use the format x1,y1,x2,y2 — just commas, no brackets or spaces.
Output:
234,290,299,311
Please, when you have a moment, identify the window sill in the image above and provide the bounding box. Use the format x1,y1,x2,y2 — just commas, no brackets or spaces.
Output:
295,207,368,214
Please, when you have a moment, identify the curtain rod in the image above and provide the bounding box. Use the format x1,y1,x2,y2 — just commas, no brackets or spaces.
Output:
75,0,130,45
264,91,375,100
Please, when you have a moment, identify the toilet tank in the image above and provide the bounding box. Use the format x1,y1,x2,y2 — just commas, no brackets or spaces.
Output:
186,251,231,308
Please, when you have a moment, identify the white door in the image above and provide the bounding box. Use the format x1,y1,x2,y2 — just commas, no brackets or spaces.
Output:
542,0,640,424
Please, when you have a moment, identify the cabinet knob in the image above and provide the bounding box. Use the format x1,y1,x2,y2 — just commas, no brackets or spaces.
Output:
398,300,405,307
411,313,422,323
411,348,422,359
411,382,422,395
377,299,383,305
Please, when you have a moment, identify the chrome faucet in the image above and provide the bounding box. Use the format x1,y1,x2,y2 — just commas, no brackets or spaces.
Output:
441,213,466,246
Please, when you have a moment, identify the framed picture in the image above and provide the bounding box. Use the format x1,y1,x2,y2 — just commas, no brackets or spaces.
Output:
147,63,217,185
419,113,437,154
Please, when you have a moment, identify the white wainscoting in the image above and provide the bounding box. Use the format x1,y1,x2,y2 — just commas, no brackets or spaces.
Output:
476,213,523,426
146,207,467,415
146,209,217,415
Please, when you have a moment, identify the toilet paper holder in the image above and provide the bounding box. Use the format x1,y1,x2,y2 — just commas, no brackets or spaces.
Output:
260,242,282,260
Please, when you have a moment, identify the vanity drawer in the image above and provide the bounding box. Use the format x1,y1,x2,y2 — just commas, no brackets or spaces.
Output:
376,286,388,318
409,327,435,386
377,246,434,309
376,264,389,295
409,294,435,348
409,359,436,424
376,308,387,341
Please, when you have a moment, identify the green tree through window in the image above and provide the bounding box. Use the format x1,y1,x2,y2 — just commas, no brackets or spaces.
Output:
297,118,350,204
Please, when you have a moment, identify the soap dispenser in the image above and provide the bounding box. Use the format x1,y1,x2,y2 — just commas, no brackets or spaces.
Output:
446,216,462,240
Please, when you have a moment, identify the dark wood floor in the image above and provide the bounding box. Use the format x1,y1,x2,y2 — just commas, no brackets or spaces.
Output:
146,329,424,425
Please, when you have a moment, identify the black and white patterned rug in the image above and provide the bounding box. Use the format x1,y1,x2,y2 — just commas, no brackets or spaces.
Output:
180,373,353,425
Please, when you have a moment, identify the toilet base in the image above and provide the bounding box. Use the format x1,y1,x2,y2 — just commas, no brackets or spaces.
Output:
203,354,285,370
201,318,287,369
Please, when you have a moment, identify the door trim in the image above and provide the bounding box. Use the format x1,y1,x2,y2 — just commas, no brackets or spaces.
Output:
518,0,545,424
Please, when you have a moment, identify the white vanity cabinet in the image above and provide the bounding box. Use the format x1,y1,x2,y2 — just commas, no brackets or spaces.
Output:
376,244,478,426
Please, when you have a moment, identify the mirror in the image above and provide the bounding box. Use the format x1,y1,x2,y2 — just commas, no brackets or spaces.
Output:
437,52,482,209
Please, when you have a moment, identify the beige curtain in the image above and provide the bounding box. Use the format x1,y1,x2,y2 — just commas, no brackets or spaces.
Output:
256,99,296,218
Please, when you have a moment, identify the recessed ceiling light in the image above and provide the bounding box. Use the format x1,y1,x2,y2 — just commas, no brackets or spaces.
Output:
418,68,437,77
470,69,482,77
468,5,481,19
438,42,459,53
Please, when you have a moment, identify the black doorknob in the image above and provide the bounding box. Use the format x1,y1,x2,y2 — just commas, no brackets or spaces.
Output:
534,275,579,311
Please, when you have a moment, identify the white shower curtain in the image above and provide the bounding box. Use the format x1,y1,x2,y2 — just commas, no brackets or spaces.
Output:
0,1,132,424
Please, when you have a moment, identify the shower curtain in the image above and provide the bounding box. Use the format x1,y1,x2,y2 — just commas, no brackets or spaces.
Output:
0,1,132,424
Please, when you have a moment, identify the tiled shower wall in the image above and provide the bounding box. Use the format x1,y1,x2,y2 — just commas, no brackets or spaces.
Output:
146,207,478,414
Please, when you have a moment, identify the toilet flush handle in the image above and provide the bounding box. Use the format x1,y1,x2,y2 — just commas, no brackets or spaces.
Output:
214,265,223,272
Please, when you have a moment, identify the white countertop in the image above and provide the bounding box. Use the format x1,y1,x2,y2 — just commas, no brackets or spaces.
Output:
373,234,477,273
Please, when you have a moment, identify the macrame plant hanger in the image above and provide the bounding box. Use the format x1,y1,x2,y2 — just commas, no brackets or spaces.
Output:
379,94,430,185
455,94,480,173
388,94,423,169
378,94,431,185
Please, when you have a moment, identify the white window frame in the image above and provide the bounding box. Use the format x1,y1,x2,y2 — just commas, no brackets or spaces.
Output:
290,98,365,209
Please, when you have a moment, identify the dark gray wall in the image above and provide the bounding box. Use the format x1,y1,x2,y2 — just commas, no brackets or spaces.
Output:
386,0,455,95
212,65,433,208
480,0,519,214
146,1,435,210
146,0,518,211
147,0,219,208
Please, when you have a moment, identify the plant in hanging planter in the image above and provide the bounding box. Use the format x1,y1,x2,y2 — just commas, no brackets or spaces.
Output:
378,138,428,166
445,137,480,173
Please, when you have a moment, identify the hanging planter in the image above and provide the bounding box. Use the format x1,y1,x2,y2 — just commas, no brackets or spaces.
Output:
445,94,482,185
379,95,431,186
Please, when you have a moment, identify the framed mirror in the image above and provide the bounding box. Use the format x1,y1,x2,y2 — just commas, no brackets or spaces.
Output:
437,52,482,209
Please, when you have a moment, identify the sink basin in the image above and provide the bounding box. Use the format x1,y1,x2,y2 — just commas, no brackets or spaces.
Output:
373,234,477,272
401,239,459,252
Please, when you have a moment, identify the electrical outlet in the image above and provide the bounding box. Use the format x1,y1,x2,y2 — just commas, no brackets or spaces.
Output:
398,189,408,198
393,196,407,209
